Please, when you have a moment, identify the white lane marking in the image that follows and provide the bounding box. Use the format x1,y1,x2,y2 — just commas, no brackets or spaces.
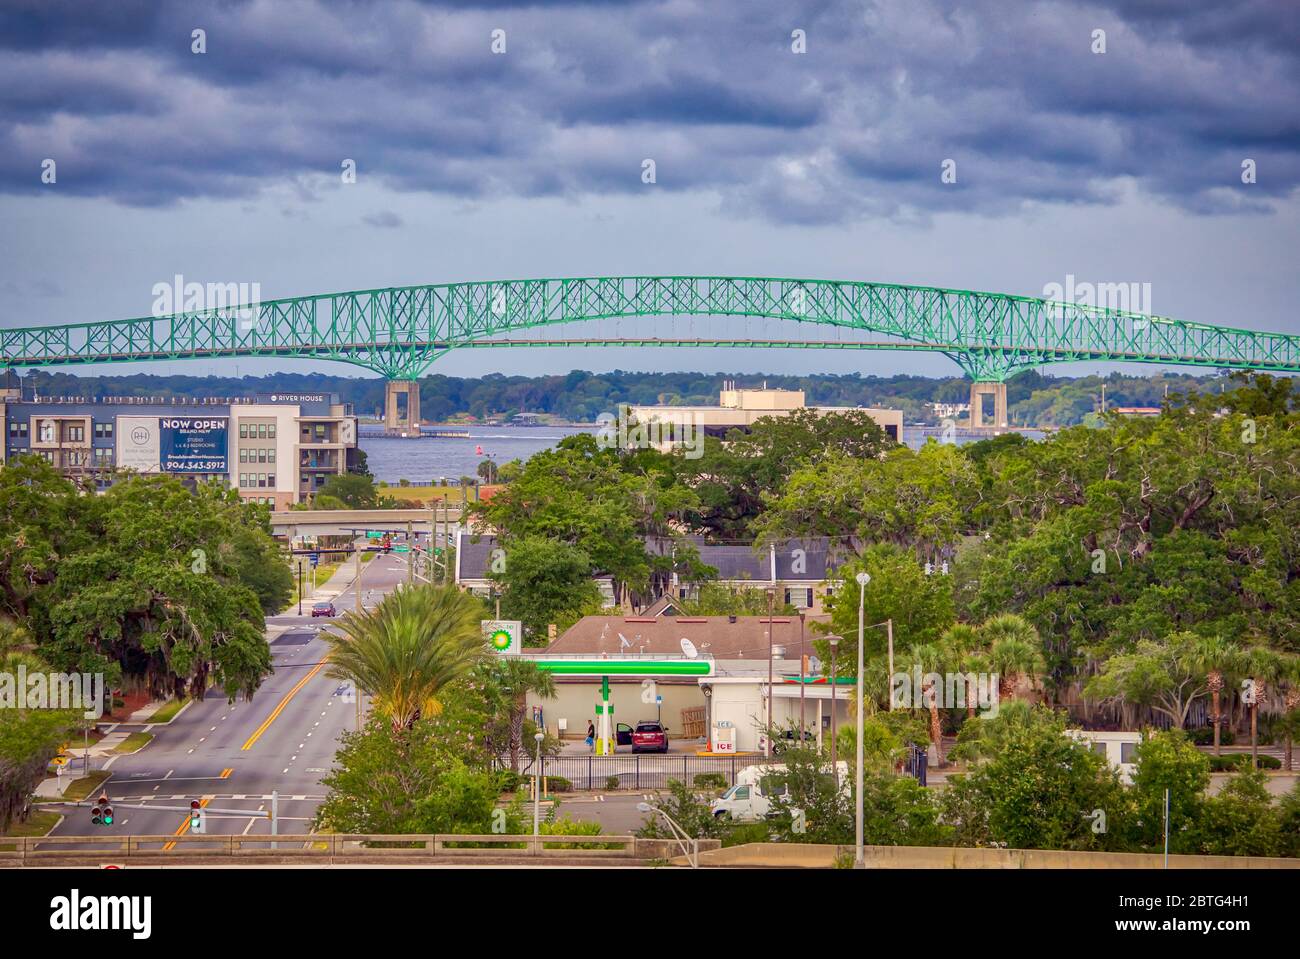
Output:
165,770,174,779
241,817,258,835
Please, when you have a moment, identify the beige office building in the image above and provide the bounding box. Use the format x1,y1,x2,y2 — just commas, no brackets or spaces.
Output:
626,384,903,445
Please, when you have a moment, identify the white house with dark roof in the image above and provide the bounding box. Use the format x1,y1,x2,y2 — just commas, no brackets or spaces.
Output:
455,531,839,613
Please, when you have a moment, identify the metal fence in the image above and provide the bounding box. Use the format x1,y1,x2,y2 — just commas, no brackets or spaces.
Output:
508,754,773,791
507,744,933,792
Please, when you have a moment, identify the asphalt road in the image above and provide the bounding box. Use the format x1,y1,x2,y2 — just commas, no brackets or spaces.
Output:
42,546,421,847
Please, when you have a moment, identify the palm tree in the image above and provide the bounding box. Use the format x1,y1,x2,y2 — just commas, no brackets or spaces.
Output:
982,613,1045,705
1243,647,1293,769
488,658,558,772
907,642,951,766
1278,658,1300,772
323,582,487,731
939,624,983,721
1186,636,1245,756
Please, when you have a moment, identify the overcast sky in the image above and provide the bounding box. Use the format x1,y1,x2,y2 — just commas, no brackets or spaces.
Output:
2,0,1297,382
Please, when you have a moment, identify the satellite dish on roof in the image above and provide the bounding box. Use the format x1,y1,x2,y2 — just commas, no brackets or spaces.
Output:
680,637,699,659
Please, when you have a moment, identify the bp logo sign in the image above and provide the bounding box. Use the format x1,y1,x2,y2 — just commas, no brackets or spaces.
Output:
482,620,521,655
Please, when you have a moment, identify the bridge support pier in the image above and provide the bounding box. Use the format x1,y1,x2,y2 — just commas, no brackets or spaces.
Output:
969,381,1008,430
384,380,422,435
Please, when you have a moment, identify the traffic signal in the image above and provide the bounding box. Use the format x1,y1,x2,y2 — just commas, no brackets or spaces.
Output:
189,799,205,834
91,793,112,827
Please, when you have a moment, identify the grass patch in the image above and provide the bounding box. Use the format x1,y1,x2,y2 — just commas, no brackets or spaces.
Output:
145,699,187,724
113,732,153,754
0,809,62,849
43,770,110,803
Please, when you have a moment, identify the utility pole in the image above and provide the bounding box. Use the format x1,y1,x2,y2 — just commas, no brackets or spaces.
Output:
829,636,840,786
855,572,870,869
297,560,304,616
798,610,806,742
355,541,363,614
765,588,775,758
1163,788,1170,869
406,520,414,584
886,618,895,710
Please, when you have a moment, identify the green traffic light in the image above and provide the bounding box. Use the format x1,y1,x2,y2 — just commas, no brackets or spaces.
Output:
103,812,113,825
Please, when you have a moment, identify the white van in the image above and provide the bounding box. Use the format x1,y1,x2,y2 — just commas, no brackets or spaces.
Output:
710,779,785,821
709,762,849,821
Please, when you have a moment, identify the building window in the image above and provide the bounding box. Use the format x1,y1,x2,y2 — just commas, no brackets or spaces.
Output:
68,426,85,443
39,422,54,443
93,448,113,467
239,448,247,463
257,448,267,463
258,473,267,488
258,423,268,438
267,473,275,487
1120,742,1137,764
268,424,276,439
239,423,248,439
268,448,275,463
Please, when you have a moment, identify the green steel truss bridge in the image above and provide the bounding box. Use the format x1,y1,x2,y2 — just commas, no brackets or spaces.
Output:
4,275,1299,384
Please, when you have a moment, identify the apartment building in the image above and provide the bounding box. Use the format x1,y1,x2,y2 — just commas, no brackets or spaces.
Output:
1,388,359,507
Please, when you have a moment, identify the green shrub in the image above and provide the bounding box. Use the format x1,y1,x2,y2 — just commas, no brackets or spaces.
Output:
539,816,621,849
693,772,727,791
543,775,571,793
494,769,525,793
604,775,621,791
1189,727,1235,746
1209,754,1280,772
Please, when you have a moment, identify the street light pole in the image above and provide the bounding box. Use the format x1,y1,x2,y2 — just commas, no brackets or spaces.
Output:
296,560,303,616
855,571,870,869
765,587,775,758
798,610,806,742
533,731,545,841
637,802,698,868
828,635,840,785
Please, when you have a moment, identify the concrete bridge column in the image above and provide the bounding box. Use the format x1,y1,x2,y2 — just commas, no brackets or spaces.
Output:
384,380,422,434
969,381,1008,430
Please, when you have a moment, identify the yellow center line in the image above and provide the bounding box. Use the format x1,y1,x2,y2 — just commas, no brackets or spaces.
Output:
220,768,233,779
241,659,329,751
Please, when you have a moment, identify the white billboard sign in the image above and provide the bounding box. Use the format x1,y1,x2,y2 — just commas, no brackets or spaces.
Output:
116,416,161,473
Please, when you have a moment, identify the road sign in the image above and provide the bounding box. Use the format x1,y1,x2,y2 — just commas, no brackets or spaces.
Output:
309,552,319,567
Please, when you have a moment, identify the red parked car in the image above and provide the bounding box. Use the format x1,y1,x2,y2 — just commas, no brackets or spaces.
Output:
631,721,669,753
311,601,336,617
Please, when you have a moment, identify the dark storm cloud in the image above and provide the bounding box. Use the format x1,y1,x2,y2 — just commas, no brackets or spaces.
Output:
0,0,1295,221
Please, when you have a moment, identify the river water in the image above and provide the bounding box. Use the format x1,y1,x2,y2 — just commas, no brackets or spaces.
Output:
360,424,1045,484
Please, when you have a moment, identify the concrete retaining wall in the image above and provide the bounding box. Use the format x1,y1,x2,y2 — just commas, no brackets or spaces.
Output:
698,843,1300,869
